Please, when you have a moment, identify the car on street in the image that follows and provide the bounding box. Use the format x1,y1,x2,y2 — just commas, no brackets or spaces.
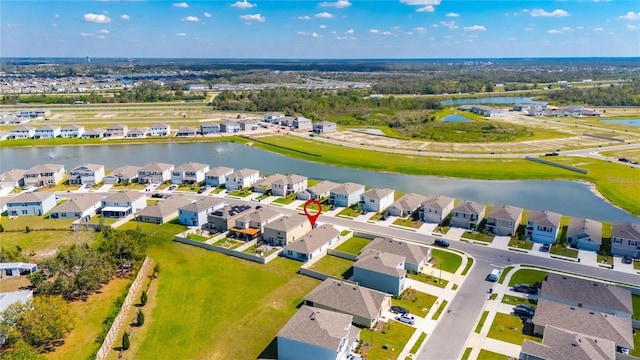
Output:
434,239,450,248
197,186,208,194
168,185,178,191
512,284,539,295
487,268,501,282
540,244,550,252
395,314,415,325
390,306,409,315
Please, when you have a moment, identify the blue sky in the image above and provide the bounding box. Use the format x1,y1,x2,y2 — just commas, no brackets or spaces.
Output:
1,0,639,58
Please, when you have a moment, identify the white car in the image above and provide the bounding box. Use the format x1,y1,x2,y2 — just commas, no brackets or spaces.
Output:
395,314,415,325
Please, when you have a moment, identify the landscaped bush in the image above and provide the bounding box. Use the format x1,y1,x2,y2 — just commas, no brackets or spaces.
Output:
122,332,130,350
137,310,145,326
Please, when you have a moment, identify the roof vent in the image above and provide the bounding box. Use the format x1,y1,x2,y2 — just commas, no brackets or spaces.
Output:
589,312,594,315
571,343,577,347
310,313,316,321
562,277,567,280
570,307,575,310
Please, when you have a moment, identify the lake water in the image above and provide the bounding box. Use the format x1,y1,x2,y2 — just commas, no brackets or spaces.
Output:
1,142,637,222
442,97,544,106
441,114,472,123
601,120,640,127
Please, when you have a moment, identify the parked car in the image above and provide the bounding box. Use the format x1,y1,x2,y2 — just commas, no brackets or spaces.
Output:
622,256,633,264
512,284,539,295
390,306,409,315
168,185,178,191
197,186,208,194
434,239,450,248
395,314,415,325
515,304,535,313
487,269,501,282
513,305,535,317
540,244,550,252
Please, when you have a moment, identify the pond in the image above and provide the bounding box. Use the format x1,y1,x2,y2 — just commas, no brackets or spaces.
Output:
0,142,637,222
441,97,545,106
600,120,640,127
441,114,473,123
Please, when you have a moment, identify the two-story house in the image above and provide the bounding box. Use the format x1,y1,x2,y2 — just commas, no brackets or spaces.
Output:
228,208,281,241
126,127,149,138
206,204,255,232
103,165,140,185
353,249,406,295
450,201,486,230
137,162,175,184
34,125,61,139
175,126,198,137
60,125,85,138
225,168,260,190
526,210,562,244
23,163,66,187
148,123,170,137
49,194,104,221
104,124,128,138
284,224,340,262
358,188,395,213
205,166,234,187
610,222,640,259
566,217,603,252
171,162,209,185
313,121,337,134
199,123,220,135
292,117,313,130
100,191,146,218
297,180,339,201
68,163,105,185
418,195,454,224
387,193,427,217
329,182,365,208
82,128,107,138
0,169,26,190
10,126,35,139
262,214,312,246
263,113,284,123
272,174,308,197
7,192,57,217
178,198,224,227
361,237,430,273
486,205,523,236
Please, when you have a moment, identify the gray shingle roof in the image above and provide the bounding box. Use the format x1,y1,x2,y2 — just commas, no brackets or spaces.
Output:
136,196,193,218
284,224,339,254
452,200,486,216
304,278,390,321
487,205,523,223
50,194,104,213
421,195,454,210
206,166,234,177
104,191,146,203
70,163,104,172
139,162,174,172
362,237,429,268
361,188,394,200
566,218,602,244
106,165,140,179
277,305,357,351
0,169,26,183
331,182,365,196
521,325,615,360
174,162,209,173
355,250,406,277
231,168,259,179
9,191,56,204
612,222,640,241
389,193,427,212
527,210,562,229
178,197,223,213
26,163,64,174
306,180,339,196
264,214,308,232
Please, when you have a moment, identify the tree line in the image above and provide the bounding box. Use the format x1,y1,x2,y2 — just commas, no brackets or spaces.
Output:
540,83,640,106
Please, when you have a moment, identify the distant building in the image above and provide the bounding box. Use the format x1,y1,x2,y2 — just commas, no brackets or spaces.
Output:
292,117,313,131
34,125,61,139
61,125,85,138
149,123,171,137
313,121,337,134
199,123,220,135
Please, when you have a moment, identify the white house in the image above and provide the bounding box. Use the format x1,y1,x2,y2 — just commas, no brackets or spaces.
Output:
610,222,640,259
105,124,128,137
126,127,149,138
23,163,66,187
0,169,26,189
272,174,308,197
284,225,340,262
292,117,313,130
329,182,365,208
103,165,140,185
60,125,85,138
225,168,260,190
68,163,105,185
82,128,106,138
171,162,209,185
199,123,220,135
149,123,171,137
49,194,104,221
387,193,427,217
34,125,61,139
178,198,224,227
100,191,147,218
10,126,35,139
264,113,284,123
7,192,57,217
419,195,455,224
138,162,175,184
358,188,395,213
526,210,562,244
205,166,234,187
313,121,337,134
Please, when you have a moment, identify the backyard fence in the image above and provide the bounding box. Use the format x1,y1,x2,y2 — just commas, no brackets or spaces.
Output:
95,256,152,360
174,236,282,264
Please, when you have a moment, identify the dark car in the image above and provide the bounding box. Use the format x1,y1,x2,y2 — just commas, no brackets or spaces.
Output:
622,256,633,264
197,186,208,194
434,239,450,248
512,284,539,295
513,305,535,317
515,304,535,313
540,244,550,252
390,306,409,315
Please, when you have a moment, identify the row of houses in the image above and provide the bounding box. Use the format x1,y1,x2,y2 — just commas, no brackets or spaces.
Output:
0,109,51,124
512,103,602,117
262,113,338,133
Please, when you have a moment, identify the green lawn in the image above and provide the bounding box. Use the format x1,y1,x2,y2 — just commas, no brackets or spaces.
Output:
337,207,363,218
89,215,119,225
0,216,76,231
115,222,321,360
431,249,463,274
272,193,298,205
549,244,579,259
475,311,489,333
501,294,537,306
358,321,415,360
308,255,355,279
477,349,509,360
508,238,534,250
461,347,473,360
228,188,252,197
462,231,494,243
392,218,424,229
497,266,514,284
632,294,640,321
461,257,474,276
187,233,210,242
392,288,438,317
407,272,448,288
212,238,243,249
409,332,427,354
334,236,370,255
487,313,542,345
508,269,547,287
632,329,640,357
431,300,448,320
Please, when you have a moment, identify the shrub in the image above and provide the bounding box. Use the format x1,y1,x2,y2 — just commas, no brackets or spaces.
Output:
137,310,145,327
122,332,130,351
140,291,148,306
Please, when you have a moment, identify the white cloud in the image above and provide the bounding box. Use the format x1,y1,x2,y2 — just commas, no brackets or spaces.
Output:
440,21,458,29
204,12,212,18
530,9,569,17
594,26,603,31
320,24,327,29
319,0,351,8
413,26,426,34
618,12,640,21
54,14,60,18
311,32,321,38
369,29,379,34
99,29,109,34
297,15,311,20
120,14,130,20
400,0,441,12
183,16,199,22
346,29,354,35
429,24,438,28
231,0,256,9
240,13,265,22
315,12,334,18
82,13,111,23
463,25,485,31
296,31,322,38
627,24,639,30
80,32,93,37
176,32,187,36
173,2,188,8
547,29,562,34
446,12,459,17
524,27,534,31
382,31,392,35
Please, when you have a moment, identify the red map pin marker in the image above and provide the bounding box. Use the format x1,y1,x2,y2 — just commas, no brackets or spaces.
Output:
303,199,322,228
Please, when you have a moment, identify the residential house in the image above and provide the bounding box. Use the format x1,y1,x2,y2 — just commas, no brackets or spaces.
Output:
521,325,615,360
539,273,633,318
171,162,209,185
353,249,406,295
205,166,234,187
284,225,340,262
0,263,37,279
0,290,34,313
526,210,562,244
329,182,365,208
18,109,50,118
178,198,224,227
264,113,284,123
238,119,258,131
387,193,427,217
566,218,603,252
206,204,254,232
6,192,57,216
297,180,339,201
272,174,308,197
253,174,285,194
0,131,9,141
136,196,193,224
149,123,171,137
418,195,455,224
219,122,240,133
361,237,430,273
610,222,640,259
225,168,260,190
486,205,523,236
68,163,105,185
292,117,313,130
60,125,85,138
279,116,295,126
262,214,312,246
450,201,486,230
199,123,220,135
104,124,128,137
100,191,146,218
228,208,281,240
358,188,395,213
138,162,174,184
49,194,104,221
10,126,35,139
313,121,337,134
103,165,140,185
175,126,198,137
126,127,149,138
82,128,106,138
469,105,504,117
531,299,633,351
303,278,392,328
24,163,66,187
0,169,26,189
34,125,61,138
277,305,360,360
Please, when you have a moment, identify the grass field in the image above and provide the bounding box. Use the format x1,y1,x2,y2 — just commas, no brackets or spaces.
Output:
462,231,494,243
0,216,75,231
431,300,448,320
0,229,95,259
632,294,640,320
407,272,448,288
431,249,463,274
308,255,355,279
474,311,489,333
392,289,438,316
487,313,541,345
477,349,509,360
508,239,534,250
497,266,514,284
507,269,547,287
358,321,415,360
393,218,424,229
501,294,537,306
409,332,427,354
334,236,370,255
271,193,298,205
115,221,321,360
337,207,363,218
